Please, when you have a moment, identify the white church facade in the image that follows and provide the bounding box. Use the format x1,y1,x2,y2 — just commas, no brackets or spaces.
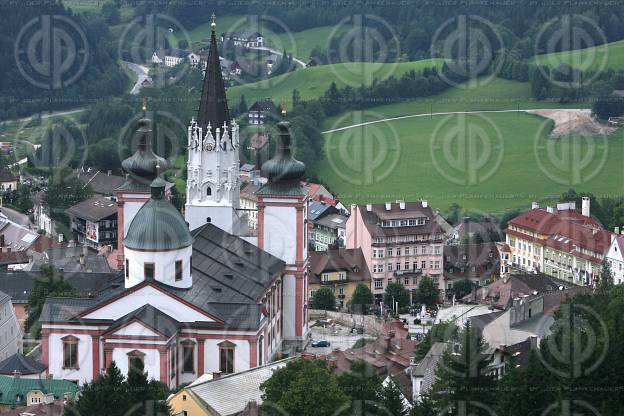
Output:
39,16,309,388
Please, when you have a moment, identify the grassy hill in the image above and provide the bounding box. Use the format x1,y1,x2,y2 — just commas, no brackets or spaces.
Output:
227,58,445,108
533,39,624,71
319,110,623,213
322,78,586,131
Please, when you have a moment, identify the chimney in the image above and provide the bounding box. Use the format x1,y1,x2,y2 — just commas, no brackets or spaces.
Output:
385,202,391,211
582,197,590,217
399,201,405,210
532,201,539,209
107,170,112,176
58,234,64,243
366,204,372,212
422,200,428,208
615,227,620,236
212,371,222,379
546,206,554,213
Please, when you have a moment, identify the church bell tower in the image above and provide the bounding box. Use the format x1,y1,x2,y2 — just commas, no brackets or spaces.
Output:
185,15,240,234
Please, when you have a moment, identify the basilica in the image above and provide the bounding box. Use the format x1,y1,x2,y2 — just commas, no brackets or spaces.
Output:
40,17,309,388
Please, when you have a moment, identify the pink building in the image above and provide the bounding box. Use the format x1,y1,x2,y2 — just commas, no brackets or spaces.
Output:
346,201,449,303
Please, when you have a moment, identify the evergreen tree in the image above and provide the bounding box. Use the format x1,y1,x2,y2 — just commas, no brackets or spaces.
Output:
429,323,496,415
338,360,382,416
410,395,437,416
312,287,336,310
238,95,248,114
597,261,615,294
125,358,170,415
384,282,410,313
64,362,127,416
349,283,374,314
377,379,408,416
416,277,439,307
292,88,302,108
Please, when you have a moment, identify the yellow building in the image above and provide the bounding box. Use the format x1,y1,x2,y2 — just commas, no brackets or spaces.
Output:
309,248,371,309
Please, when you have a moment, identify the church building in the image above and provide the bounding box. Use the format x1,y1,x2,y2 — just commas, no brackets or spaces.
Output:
39,16,309,388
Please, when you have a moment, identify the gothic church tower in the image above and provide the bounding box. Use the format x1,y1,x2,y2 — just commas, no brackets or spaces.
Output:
185,15,240,233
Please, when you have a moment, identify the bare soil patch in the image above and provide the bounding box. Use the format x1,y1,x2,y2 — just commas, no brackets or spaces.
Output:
526,109,616,137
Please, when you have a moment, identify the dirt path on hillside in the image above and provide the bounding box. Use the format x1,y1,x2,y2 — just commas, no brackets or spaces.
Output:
526,108,616,137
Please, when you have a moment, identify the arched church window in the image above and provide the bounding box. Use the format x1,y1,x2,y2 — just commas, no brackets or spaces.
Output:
206,186,212,196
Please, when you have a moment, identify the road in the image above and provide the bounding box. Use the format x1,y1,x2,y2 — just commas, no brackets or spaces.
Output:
0,108,87,127
249,46,307,68
123,61,151,95
321,108,585,134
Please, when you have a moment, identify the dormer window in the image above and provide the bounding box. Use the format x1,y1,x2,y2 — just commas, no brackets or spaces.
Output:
144,263,155,281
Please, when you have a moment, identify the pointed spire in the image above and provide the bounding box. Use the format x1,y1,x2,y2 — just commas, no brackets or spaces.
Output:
197,13,230,134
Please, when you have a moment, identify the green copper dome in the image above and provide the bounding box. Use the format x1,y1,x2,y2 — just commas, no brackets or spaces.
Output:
121,116,168,185
124,178,193,251
261,121,305,182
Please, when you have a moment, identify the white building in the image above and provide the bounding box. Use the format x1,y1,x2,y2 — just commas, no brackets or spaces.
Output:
152,49,200,67
0,291,22,362
606,231,624,284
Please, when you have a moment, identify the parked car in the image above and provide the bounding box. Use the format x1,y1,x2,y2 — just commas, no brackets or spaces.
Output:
311,340,331,348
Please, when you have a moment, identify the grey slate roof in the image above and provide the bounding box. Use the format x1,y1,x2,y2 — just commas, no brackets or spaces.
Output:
308,201,338,221
65,196,117,222
39,224,284,330
0,271,122,303
76,169,125,195
107,304,181,338
412,342,448,396
188,358,293,415
0,353,46,375
29,247,112,273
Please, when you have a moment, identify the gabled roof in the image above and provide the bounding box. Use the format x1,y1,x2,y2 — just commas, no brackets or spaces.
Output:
0,375,77,406
309,248,370,284
105,304,180,338
0,169,17,182
443,243,500,281
249,99,276,113
65,196,117,222
76,169,125,195
355,202,445,238
308,201,338,221
187,358,294,416
0,353,46,375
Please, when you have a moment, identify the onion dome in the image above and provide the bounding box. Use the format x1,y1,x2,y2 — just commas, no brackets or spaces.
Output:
124,177,193,251
261,121,306,183
121,115,168,185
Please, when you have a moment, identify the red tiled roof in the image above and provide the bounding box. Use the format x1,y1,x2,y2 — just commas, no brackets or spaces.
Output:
507,208,611,261
357,202,445,238
309,248,370,284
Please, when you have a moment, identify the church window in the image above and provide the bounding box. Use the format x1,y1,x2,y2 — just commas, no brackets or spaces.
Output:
125,259,129,279
218,341,235,374
127,350,146,372
206,187,212,196
144,263,155,281
62,335,79,369
181,340,195,373
175,260,183,281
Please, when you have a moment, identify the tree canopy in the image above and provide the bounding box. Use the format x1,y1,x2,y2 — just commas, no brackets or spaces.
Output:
312,287,336,310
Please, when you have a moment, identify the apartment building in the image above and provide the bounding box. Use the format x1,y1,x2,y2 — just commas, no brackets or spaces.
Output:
606,231,624,285
346,201,450,303
505,199,612,286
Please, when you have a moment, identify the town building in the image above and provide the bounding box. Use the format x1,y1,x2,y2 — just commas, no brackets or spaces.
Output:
0,211,62,268
240,181,261,230
65,197,118,249
0,291,21,362
448,217,501,243
411,341,447,402
168,358,293,416
442,242,499,293
38,17,309,388
310,212,347,251
151,49,199,67
248,99,277,125
1,401,65,416
505,200,612,285
26,246,111,274
606,231,624,285
221,31,264,48
0,375,77,411
309,248,371,309
0,169,18,191
346,201,451,303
